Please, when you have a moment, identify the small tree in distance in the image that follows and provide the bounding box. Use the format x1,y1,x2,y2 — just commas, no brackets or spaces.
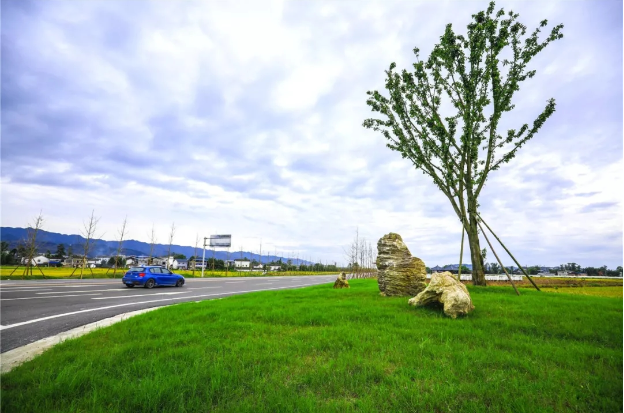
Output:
364,2,563,285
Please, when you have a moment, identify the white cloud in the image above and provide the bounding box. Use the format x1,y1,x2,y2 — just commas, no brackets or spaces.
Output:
1,0,621,268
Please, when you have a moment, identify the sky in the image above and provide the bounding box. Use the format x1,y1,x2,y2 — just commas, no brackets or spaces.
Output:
1,0,622,269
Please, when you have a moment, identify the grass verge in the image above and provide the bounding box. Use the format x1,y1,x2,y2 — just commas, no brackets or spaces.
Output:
2,280,622,412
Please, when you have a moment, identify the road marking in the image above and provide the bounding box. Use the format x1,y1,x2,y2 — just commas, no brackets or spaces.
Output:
1,294,102,301
37,289,129,294
0,286,57,290
226,281,244,284
0,288,54,293
91,292,186,300
0,284,314,330
187,287,222,290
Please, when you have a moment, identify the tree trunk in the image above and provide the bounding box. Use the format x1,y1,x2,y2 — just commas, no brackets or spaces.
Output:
467,212,487,286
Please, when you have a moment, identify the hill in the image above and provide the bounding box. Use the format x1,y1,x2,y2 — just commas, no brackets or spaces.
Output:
0,227,306,264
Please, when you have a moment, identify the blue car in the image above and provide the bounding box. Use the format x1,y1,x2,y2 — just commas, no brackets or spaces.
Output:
122,266,185,289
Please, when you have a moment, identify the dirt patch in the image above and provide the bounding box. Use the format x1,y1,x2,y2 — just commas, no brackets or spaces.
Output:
464,277,622,288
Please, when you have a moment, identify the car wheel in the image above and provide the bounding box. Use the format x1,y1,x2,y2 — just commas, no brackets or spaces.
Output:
125,284,135,288
175,279,184,287
145,279,156,289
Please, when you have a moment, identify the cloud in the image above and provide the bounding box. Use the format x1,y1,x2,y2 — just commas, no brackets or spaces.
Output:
1,0,622,268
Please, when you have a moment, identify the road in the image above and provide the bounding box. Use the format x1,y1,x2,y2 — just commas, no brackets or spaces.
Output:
0,275,336,353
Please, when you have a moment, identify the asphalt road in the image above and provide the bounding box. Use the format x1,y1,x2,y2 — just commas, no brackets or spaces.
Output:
0,275,336,353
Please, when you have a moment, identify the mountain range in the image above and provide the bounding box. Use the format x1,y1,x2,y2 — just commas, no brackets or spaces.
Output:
0,227,310,264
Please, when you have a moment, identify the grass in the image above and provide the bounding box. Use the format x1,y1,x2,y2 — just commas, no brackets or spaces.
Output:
0,266,337,280
2,280,622,412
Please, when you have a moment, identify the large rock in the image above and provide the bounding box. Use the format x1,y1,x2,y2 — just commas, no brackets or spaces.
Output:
376,233,427,297
333,272,350,289
408,271,475,318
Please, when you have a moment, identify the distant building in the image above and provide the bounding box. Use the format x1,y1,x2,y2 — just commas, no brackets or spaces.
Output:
234,258,251,269
22,256,50,266
173,259,188,270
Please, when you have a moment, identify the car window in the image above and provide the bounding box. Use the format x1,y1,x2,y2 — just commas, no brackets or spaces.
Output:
162,269,172,275
149,268,161,273
129,267,145,272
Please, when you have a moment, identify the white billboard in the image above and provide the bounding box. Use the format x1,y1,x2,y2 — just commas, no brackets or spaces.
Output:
209,234,231,247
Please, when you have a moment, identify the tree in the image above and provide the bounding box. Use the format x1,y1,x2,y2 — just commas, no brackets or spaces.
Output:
20,212,46,278
148,224,157,265
166,222,176,269
488,262,500,274
54,244,66,259
110,216,128,277
173,253,186,259
108,256,126,267
74,210,101,279
1,241,16,265
363,2,563,285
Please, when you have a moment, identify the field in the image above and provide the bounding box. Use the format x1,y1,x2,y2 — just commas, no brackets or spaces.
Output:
2,279,621,412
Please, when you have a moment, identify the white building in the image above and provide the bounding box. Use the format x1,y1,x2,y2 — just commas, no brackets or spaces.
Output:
22,256,50,266
234,259,250,269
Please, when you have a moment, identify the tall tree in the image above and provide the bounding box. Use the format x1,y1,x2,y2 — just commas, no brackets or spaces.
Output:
54,243,66,259
111,216,128,277
148,224,157,265
21,212,46,278
166,222,176,269
364,2,563,285
75,210,101,279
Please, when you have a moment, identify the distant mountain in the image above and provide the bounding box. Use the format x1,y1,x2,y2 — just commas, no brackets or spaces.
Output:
0,227,309,264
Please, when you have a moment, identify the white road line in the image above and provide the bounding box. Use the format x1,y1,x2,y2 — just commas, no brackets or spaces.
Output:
0,284,311,330
37,289,129,294
0,286,57,290
92,292,186,300
187,287,222,290
226,281,244,284
0,289,54,293
1,294,102,301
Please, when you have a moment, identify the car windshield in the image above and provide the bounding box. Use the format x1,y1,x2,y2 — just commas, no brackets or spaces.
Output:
128,267,145,272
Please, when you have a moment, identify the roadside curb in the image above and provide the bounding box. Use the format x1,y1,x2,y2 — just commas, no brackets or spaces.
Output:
1,307,165,374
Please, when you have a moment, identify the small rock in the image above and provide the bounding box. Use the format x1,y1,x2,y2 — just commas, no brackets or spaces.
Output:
408,271,475,318
376,233,427,297
333,272,350,289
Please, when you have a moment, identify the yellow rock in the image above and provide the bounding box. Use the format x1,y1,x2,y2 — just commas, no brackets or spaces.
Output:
409,271,475,318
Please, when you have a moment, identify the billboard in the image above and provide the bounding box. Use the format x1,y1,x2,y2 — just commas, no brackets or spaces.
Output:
209,234,231,247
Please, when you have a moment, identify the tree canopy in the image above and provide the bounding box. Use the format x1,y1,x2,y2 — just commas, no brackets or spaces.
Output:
364,2,563,285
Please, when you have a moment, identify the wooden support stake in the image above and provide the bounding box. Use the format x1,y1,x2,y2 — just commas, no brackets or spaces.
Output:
477,220,520,296
478,214,541,292
457,225,465,281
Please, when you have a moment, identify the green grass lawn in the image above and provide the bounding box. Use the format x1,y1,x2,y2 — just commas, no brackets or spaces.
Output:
2,280,622,412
